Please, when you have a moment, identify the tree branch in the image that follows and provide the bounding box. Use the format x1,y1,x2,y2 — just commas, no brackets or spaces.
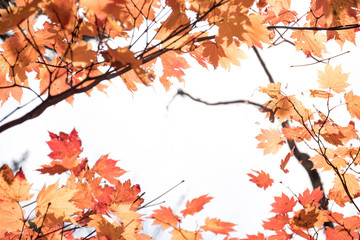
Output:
267,24,360,31
175,89,264,108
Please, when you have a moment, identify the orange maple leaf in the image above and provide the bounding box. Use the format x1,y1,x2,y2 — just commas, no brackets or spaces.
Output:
291,29,327,58
180,194,213,217
271,193,297,214
88,214,124,239
159,51,190,90
309,89,333,98
282,125,311,142
280,147,294,174
267,0,291,17
256,128,286,155
0,165,33,203
94,154,126,185
317,64,349,93
345,90,360,120
247,170,274,190
111,180,143,209
151,206,181,230
0,0,42,34
325,225,360,240
200,217,236,235
263,214,289,231
0,201,25,232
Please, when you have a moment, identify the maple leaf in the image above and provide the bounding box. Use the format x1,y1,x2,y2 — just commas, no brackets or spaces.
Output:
42,0,76,29
0,201,25,232
200,217,236,235
291,30,327,58
242,233,266,240
151,206,181,230
107,203,142,239
263,214,289,231
0,0,42,34
256,128,286,155
291,208,317,229
264,9,297,25
267,0,291,16
325,225,360,240
298,187,323,208
268,230,293,240
111,180,143,209
317,64,350,93
94,154,126,185
345,90,360,120
259,82,281,97
282,126,311,142
88,214,124,239
66,173,93,209
280,147,294,174
309,89,333,98
170,229,202,240
247,170,274,190
36,181,80,222
63,41,97,67
180,194,213,217
159,51,190,90
47,128,82,160
0,165,33,203
271,193,297,214
102,46,153,91
332,173,360,198
38,129,83,174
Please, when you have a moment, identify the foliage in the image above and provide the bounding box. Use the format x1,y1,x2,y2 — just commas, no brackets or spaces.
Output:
0,129,236,239
1,0,360,239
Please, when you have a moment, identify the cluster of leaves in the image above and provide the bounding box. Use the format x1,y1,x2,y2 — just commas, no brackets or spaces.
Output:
0,129,238,239
1,0,360,132
249,63,360,239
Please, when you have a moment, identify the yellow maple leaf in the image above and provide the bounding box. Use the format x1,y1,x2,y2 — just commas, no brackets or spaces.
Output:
0,201,25,232
317,64,349,93
267,0,291,17
259,82,281,97
36,181,80,222
345,90,360,120
256,128,286,155
332,173,360,198
291,30,327,58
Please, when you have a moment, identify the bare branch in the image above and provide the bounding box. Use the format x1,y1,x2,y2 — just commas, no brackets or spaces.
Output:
267,24,360,31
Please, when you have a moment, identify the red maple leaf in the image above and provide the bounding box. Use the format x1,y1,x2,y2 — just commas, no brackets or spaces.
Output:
271,193,297,214
298,187,323,208
248,170,274,190
180,194,213,217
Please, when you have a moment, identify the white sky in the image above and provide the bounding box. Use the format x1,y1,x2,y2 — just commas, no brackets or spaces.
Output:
2,3,360,239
